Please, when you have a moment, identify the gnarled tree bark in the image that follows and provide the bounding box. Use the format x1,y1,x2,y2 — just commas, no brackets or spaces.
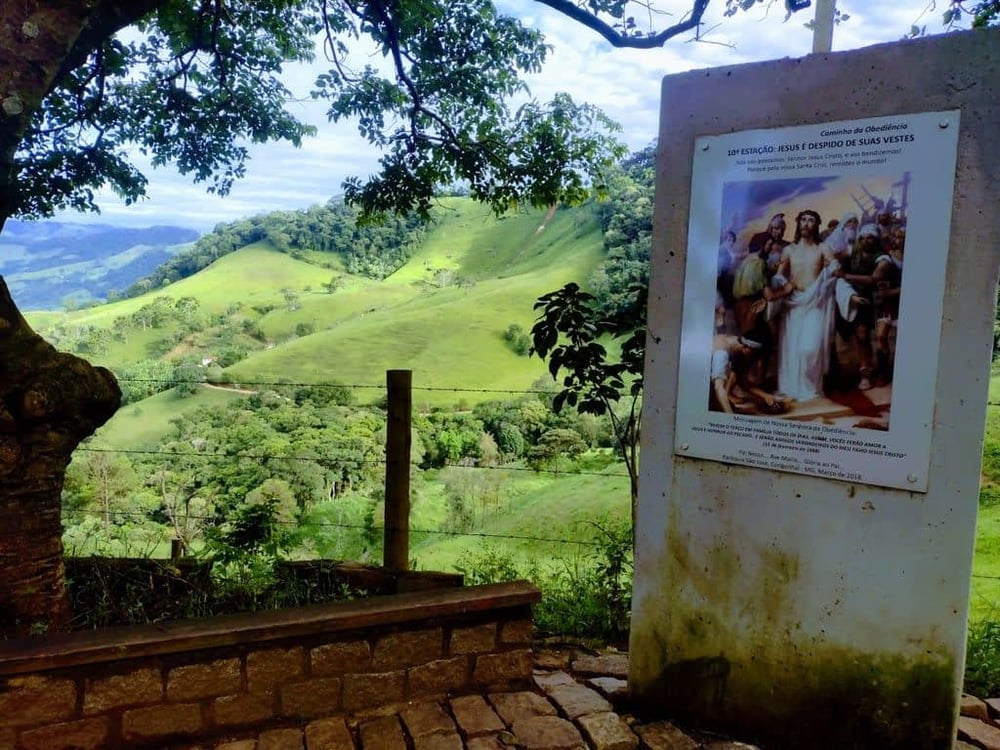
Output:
0,0,160,638
0,277,120,635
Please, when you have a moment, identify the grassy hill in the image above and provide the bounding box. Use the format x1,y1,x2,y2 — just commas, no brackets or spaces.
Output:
226,201,603,404
39,197,623,574
28,198,604,447
96,385,250,449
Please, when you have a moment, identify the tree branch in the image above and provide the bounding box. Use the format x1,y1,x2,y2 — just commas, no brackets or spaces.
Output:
533,0,712,48
51,0,167,96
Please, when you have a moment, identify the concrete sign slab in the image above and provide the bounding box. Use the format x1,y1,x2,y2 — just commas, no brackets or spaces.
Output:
630,28,1000,750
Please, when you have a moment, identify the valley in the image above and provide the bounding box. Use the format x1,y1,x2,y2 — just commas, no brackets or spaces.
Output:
24,197,635,584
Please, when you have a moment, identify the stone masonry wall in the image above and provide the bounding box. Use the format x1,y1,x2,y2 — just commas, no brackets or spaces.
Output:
0,582,540,750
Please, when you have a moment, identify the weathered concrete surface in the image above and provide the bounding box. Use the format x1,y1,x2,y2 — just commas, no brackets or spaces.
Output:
631,26,1000,750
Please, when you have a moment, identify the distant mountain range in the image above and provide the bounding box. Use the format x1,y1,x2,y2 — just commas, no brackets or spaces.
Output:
0,220,199,310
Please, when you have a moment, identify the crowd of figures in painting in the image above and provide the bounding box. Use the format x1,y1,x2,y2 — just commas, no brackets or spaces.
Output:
712,173,909,431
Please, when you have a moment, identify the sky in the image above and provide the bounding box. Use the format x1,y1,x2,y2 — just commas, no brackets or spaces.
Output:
49,0,959,231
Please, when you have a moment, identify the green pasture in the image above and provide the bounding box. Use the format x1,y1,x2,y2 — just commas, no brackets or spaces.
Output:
227,202,603,405
38,241,333,329
91,385,249,449
302,460,631,574
973,375,1000,621
80,198,605,450
973,504,1000,622
24,310,63,329
409,469,630,572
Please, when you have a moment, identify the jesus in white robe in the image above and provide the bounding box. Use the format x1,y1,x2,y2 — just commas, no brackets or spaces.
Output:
769,261,857,401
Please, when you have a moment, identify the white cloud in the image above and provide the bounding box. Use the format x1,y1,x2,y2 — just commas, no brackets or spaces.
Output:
51,1,960,230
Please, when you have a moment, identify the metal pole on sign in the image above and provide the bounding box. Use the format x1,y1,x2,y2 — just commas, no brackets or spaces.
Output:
812,0,836,54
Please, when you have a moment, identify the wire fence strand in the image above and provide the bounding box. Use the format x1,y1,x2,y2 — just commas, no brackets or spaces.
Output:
63,508,604,547
75,449,631,478
115,377,554,396
69,378,632,554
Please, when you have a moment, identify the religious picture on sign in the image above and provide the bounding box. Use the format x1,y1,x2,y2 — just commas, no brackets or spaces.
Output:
675,111,961,492
712,174,907,429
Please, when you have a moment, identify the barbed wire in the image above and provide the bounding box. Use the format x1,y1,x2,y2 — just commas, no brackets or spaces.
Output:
77,446,384,463
120,377,384,389
73,446,631,479
62,508,604,547
115,377,554,396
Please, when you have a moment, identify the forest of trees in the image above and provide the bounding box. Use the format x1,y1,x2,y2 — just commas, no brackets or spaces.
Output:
62,379,615,561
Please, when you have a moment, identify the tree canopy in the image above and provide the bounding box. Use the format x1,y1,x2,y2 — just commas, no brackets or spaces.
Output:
1,0,632,230
0,0,829,237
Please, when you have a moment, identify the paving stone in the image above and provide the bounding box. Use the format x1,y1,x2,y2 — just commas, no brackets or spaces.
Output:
987,697,1000,718
576,711,639,750
634,721,698,750
511,715,585,750
533,671,577,692
400,702,455,738
258,728,304,750
571,654,629,679
450,695,506,737
962,693,991,720
412,732,464,750
955,741,980,750
214,742,257,750
489,691,557,725
586,677,629,701
304,717,354,750
546,683,613,719
534,649,572,670
467,736,510,750
359,715,406,750
958,716,1000,750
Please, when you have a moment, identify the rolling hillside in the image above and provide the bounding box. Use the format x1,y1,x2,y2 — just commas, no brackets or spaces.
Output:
226,201,604,401
28,198,607,447
33,197,630,574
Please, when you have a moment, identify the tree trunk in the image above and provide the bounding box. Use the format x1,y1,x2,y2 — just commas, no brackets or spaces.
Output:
0,277,120,636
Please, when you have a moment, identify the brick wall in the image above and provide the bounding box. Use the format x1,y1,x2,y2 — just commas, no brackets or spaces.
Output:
0,581,539,750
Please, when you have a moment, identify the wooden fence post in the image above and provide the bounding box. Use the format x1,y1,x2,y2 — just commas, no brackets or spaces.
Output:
383,369,412,570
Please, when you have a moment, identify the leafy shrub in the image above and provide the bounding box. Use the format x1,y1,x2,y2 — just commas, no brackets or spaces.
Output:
982,485,1000,508
205,364,227,383
454,518,633,644
217,345,250,367
503,323,532,356
455,545,525,587
444,494,474,533
294,383,354,407
966,618,1000,696
495,422,525,458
